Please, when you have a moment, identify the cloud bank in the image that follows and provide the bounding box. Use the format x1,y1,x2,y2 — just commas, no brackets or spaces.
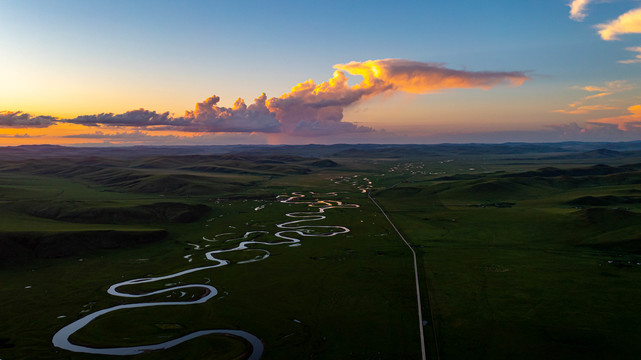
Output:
0,111,57,128
65,109,181,127
2,58,528,137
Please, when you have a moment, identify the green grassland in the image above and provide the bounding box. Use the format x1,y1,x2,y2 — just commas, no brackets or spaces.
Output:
369,155,641,359
1,143,641,359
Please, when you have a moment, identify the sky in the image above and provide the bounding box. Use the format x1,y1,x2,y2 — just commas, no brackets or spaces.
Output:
1,0,641,146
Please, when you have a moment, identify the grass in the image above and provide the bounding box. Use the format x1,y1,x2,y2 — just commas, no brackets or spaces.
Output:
373,162,641,359
0,164,420,359
2,146,641,359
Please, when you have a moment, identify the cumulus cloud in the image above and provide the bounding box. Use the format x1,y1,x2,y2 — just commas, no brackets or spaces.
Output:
569,0,593,21
596,6,641,40
265,70,380,135
180,93,280,133
63,94,281,133
588,104,641,130
3,58,528,137
266,58,527,135
0,111,57,128
619,46,641,64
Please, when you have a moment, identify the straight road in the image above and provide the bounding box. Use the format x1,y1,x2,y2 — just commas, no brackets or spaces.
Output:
368,192,440,360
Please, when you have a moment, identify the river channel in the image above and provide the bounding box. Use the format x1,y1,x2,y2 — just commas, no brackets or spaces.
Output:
52,192,358,358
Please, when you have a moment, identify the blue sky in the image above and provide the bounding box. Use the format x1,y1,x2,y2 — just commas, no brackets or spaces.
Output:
1,0,640,144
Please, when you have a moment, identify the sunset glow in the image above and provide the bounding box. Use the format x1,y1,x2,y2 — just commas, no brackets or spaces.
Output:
1,1,641,145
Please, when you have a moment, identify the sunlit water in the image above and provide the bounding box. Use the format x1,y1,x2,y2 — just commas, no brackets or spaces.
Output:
52,192,357,358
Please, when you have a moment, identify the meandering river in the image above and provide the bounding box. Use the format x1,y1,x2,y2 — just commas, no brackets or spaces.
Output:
52,192,358,358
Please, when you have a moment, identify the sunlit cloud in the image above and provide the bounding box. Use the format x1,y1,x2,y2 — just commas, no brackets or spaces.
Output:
558,80,634,114
180,93,280,133
584,92,613,100
265,70,379,135
334,59,528,93
596,6,641,40
0,111,57,128
2,59,528,138
576,80,633,93
619,46,641,63
588,104,641,130
554,104,618,114
267,58,528,135
569,0,593,22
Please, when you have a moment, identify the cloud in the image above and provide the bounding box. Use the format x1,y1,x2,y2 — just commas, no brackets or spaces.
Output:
180,93,280,133
554,104,618,114
569,0,593,21
584,92,613,100
577,80,633,93
619,46,641,64
557,80,634,114
0,111,57,128
0,133,40,138
64,94,281,133
65,109,187,127
596,6,641,40
4,59,528,137
588,104,641,130
266,58,528,135
264,70,381,135
334,58,528,93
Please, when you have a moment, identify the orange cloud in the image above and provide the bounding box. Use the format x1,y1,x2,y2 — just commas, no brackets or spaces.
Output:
597,6,641,40
558,80,634,114
265,59,527,136
334,58,528,94
619,46,641,64
554,104,618,114
569,0,593,21
588,104,641,130
584,92,613,100
2,58,528,137
577,80,633,93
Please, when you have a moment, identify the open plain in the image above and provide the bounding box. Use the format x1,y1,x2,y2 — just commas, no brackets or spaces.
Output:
1,142,641,359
